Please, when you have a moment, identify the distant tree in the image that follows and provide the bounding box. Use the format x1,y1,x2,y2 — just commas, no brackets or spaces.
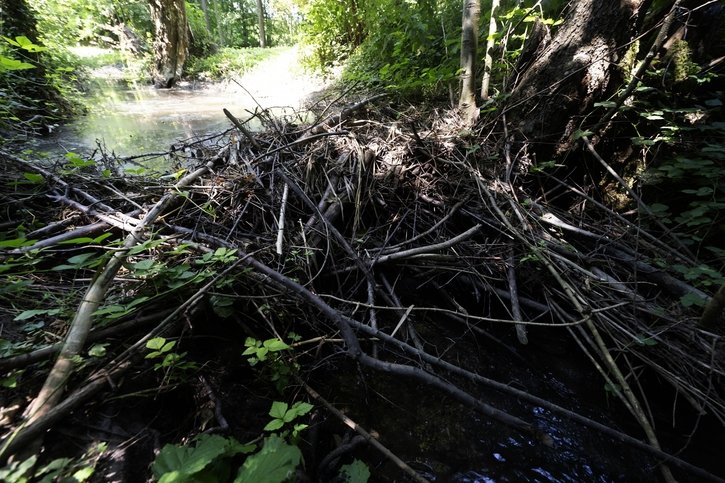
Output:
459,0,480,124
256,0,266,47
149,0,189,88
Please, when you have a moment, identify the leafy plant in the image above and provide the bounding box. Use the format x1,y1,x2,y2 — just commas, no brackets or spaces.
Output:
243,337,290,366
264,400,313,439
340,459,371,483
243,336,297,392
0,443,106,483
151,434,255,483
151,433,303,483
235,434,302,483
145,337,196,373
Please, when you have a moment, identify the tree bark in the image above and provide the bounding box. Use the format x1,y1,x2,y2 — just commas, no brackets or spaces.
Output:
200,0,212,34
149,0,189,88
256,0,266,48
211,0,225,46
480,0,499,101
459,0,481,124
506,0,646,156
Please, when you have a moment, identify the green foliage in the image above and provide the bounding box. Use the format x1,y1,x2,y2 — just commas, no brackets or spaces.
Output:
263,400,313,438
299,0,565,95
151,434,255,483
243,335,298,393
235,434,302,483
243,336,290,365
151,432,304,483
186,46,282,81
186,1,217,56
340,459,371,483
0,443,106,483
145,336,197,373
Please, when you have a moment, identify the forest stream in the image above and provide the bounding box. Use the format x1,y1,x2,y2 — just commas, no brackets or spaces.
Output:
34,47,327,159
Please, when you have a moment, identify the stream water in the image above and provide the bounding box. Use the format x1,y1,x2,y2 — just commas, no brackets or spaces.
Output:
34,81,256,158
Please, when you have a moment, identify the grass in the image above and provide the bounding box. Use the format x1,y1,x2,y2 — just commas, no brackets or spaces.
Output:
185,47,286,81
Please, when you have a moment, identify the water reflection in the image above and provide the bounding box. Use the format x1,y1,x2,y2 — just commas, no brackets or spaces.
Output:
43,82,258,157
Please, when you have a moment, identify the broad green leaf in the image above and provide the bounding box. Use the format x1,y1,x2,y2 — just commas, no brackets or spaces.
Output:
234,435,302,483
340,459,371,483
0,54,34,71
269,401,288,420
23,172,44,184
147,337,168,351
153,435,228,479
289,402,313,419
0,238,36,248
263,419,285,431
680,293,707,308
133,259,156,271
57,237,96,245
88,344,108,357
263,339,290,352
14,308,61,321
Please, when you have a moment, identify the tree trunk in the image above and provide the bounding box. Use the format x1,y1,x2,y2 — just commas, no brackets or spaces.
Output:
506,0,646,156
149,0,189,88
480,0,499,100
200,0,212,34
256,0,266,48
211,0,225,46
459,0,480,124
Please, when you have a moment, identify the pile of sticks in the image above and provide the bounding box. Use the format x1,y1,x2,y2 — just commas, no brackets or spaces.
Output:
0,94,722,481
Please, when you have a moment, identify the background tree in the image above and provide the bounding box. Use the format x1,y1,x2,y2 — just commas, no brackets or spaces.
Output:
149,0,189,88
459,0,480,123
256,0,266,47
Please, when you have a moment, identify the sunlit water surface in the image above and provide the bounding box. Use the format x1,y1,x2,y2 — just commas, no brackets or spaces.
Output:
36,82,266,160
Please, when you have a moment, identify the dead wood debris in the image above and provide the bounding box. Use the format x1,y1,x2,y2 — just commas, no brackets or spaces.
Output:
0,96,722,480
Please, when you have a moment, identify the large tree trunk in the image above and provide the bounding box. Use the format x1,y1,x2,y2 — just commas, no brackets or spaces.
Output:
256,0,266,48
149,0,189,88
506,0,646,157
459,0,480,124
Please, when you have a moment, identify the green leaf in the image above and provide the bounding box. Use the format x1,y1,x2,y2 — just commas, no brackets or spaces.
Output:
234,435,302,483
23,172,44,184
269,401,288,420
88,344,108,357
133,259,156,271
680,293,707,308
0,238,36,248
263,419,285,431
0,54,35,71
14,308,61,321
152,434,247,481
288,402,313,419
147,337,168,351
340,459,371,483
263,339,290,352
12,36,47,52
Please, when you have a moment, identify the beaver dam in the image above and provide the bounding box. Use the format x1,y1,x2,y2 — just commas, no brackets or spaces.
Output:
0,92,723,482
